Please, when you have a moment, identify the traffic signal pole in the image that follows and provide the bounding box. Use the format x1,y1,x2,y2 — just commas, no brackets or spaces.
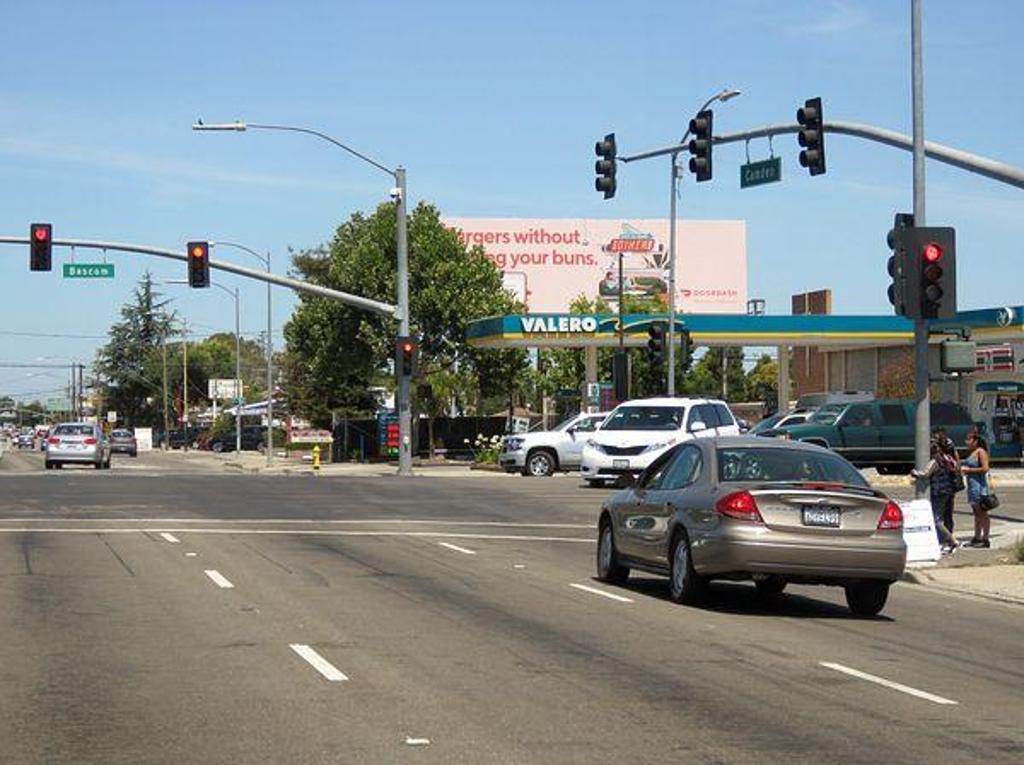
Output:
911,0,929,500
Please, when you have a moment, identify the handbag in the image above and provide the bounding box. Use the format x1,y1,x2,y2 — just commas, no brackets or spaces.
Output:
980,493,1000,511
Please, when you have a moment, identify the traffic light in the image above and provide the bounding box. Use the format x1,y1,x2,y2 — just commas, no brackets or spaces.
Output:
687,110,713,181
397,336,418,377
594,133,617,199
647,321,667,364
679,328,692,370
797,97,826,176
30,223,52,271
886,213,914,316
187,241,210,288
908,227,957,320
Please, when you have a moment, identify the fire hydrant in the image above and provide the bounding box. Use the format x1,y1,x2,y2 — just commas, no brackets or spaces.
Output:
312,444,321,473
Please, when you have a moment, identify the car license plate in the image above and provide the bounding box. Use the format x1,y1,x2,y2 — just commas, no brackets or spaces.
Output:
613,459,629,469
802,506,840,527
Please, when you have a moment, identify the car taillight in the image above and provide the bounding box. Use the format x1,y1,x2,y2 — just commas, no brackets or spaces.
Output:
715,491,764,523
48,437,60,445
877,501,903,531
84,437,97,445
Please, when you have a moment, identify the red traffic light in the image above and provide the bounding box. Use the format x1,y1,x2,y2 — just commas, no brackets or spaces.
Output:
923,242,943,263
401,341,414,353
190,244,207,259
33,227,50,242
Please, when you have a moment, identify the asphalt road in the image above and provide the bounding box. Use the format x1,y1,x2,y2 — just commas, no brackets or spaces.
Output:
1,453,1022,763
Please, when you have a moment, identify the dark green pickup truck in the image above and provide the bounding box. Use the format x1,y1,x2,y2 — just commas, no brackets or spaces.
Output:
766,399,974,472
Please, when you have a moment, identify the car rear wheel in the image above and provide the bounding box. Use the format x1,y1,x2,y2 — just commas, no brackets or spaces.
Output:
844,581,890,617
755,577,787,597
596,521,629,585
524,449,555,477
668,530,707,605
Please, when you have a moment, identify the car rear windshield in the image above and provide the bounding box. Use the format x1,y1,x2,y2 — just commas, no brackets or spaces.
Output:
809,404,845,424
601,406,684,431
53,425,94,436
111,430,132,437
717,447,869,487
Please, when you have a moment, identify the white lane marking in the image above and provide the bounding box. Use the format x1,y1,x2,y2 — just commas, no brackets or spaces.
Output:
184,552,198,557
438,542,476,555
289,643,348,682
204,570,235,589
404,737,430,746
513,564,526,569
569,583,634,603
159,532,180,543
819,662,958,705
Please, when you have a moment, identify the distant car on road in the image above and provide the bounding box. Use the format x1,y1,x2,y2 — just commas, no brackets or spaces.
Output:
46,422,112,470
500,411,609,477
17,432,34,449
108,429,138,457
596,437,907,616
206,426,270,453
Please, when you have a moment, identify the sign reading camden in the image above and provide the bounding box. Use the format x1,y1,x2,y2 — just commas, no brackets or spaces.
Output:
521,316,599,333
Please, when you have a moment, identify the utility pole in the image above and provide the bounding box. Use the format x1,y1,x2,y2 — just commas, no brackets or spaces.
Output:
182,321,189,451
395,166,412,476
911,0,929,499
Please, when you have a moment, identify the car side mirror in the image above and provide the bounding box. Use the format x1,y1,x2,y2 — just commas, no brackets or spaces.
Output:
688,421,707,433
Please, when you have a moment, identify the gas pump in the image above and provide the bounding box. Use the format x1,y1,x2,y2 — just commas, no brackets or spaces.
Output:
967,376,1024,463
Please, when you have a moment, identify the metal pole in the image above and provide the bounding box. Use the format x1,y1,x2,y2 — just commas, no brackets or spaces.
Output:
266,252,273,466
396,167,412,476
618,251,624,352
235,287,242,454
912,0,929,499
182,321,189,452
667,159,678,395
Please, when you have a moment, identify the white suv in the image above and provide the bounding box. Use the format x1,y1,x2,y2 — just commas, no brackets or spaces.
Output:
580,397,740,487
500,411,609,477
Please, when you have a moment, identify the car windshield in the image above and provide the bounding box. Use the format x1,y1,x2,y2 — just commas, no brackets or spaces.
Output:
601,406,684,431
53,425,94,436
717,447,869,487
751,414,783,434
809,404,846,424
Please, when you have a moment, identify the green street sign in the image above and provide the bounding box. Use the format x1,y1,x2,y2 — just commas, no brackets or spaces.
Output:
740,157,782,189
63,263,115,279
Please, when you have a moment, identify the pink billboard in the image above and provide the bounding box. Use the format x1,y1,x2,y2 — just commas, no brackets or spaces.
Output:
443,218,747,314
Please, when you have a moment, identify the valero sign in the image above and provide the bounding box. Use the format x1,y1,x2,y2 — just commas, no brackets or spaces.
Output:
521,316,599,333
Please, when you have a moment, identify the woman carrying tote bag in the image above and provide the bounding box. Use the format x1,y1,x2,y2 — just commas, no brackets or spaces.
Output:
961,430,994,548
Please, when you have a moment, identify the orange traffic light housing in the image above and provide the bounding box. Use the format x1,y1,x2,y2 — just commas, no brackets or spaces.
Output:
187,241,210,287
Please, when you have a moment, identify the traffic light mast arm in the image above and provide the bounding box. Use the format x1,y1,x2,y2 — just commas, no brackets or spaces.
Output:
0,235,399,318
618,119,1024,191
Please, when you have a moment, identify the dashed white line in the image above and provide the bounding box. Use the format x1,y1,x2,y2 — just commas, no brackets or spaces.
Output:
289,643,348,682
204,569,235,589
569,583,634,603
159,532,180,543
819,662,958,705
184,552,198,557
438,542,476,555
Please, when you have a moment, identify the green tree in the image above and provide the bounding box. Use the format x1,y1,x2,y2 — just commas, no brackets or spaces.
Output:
283,202,524,426
95,274,176,426
744,354,779,404
680,347,744,401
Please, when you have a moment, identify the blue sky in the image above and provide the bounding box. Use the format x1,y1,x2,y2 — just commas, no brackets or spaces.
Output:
2,0,1022,399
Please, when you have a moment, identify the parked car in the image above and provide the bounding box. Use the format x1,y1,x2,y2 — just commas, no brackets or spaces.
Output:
795,390,875,410
45,422,112,470
763,399,974,472
167,426,207,449
580,397,740,487
500,411,609,476
751,409,814,435
108,429,138,457
596,436,906,616
206,425,271,453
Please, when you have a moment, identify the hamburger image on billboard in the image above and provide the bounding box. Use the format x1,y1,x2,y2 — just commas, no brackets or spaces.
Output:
444,218,747,313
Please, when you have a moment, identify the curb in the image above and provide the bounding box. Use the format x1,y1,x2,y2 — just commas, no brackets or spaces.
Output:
901,568,1024,606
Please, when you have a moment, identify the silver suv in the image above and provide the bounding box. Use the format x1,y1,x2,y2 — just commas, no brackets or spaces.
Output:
500,412,608,477
45,422,112,470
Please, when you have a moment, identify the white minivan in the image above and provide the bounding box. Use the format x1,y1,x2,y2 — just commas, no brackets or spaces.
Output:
579,397,740,487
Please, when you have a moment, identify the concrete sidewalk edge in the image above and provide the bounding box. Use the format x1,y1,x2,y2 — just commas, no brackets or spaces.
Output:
901,568,1024,606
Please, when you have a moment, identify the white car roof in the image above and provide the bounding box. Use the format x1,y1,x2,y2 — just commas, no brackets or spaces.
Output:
613,397,727,407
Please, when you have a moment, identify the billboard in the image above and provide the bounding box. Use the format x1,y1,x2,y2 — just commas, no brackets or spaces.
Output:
444,218,746,314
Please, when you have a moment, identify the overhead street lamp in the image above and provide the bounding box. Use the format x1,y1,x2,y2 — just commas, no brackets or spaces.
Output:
193,119,413,476
166,279,243,454
213,241,274,467
667,88,741,395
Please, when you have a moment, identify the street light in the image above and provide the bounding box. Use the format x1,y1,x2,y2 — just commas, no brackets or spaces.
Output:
667,88,741,395
213,241,274,466
166,279,243,454
193,119,413,476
